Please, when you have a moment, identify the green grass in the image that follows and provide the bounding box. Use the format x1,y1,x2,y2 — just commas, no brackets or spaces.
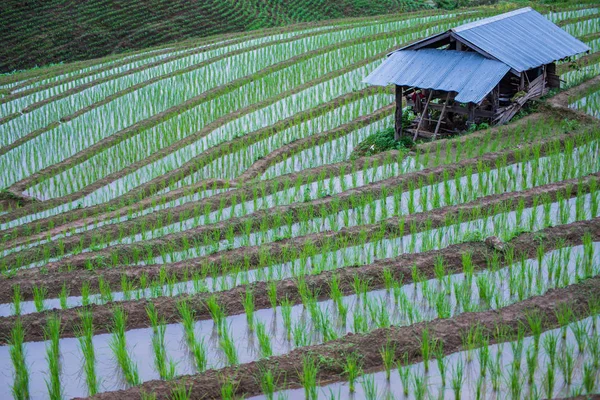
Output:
0,0,429,73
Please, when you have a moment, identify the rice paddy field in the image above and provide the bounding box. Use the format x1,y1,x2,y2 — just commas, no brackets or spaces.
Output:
1,2,600,399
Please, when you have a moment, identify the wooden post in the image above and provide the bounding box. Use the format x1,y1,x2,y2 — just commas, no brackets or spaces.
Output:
541,65,546,95
519,73,525,91
394,85,403,140
433,92,450,140
467,103,476,127
413,91,433,141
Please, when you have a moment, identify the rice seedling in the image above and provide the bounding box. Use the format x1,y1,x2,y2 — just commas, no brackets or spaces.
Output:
380,339,395,380
558,343,575,387
221,375,237,400
219,324,239,366
151,323,177,380
76,310,98,395
109,307,140,385
299,355,319,400
450,358,465,400
257,366,277,400
43,315,62,400
343,353,361,393
256,321,273,358
419,328,434,372
170,382,192,400
33,285,47,312
12,285,22,316
360,374,379,400
9,319,29,400
583,362,597,393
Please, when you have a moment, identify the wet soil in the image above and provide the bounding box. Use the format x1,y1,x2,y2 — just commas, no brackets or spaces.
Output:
235,104,395,182
83,262,600,399
0,12,498,234
2,123,588,275
1,216,598,345
7,14,470,198
3,171,598,305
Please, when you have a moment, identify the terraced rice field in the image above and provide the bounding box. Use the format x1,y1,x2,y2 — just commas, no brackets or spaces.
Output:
0,2,600,400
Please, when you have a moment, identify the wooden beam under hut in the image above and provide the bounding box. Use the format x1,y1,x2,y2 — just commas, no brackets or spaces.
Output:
413,91,433,141
394,85,403,140
433,92,450,140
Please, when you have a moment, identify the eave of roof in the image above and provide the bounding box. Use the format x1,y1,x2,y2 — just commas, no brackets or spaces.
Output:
363,49,511,104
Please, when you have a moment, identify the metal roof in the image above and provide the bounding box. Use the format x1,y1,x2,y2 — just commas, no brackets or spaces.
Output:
452,7,590,72
399,7,590,72
363,49,510,104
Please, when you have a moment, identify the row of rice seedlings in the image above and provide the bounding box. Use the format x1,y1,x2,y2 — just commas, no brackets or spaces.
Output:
260,117,396,179
574,36,600,60
5,238,596,399
29,90,392,199
262,315,600,400
562,60,600,88
3,11,481,191
0,114,572,266
175,96,393,184
546,6,599,22
0,89,574,234
5,127,595,276
130,138,600,266
563,14,600,38
570,86,600,118
0,9,453,123
6,181,598,318
0,28,326,125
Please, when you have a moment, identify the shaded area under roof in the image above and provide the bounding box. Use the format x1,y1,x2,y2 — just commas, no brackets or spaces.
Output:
363,49,511,104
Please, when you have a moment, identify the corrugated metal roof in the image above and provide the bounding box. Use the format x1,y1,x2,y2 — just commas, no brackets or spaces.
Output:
363,49,510,104
452,7,590,72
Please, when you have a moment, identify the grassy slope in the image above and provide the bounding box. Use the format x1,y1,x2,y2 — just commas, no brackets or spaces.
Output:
0,0,428,73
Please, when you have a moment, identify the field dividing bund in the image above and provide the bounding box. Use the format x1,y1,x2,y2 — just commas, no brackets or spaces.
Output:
1,3,600,400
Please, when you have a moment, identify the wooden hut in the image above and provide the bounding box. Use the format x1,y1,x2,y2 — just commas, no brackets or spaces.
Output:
363,7,590,140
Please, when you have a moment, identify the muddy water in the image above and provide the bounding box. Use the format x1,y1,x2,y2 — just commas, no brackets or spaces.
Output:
0,242,597,399
260,116,394,179
570,87,600,119
253,316,600,400
10,138,593,273
144,141,598,264
2,190,596,317
0,187,228,260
